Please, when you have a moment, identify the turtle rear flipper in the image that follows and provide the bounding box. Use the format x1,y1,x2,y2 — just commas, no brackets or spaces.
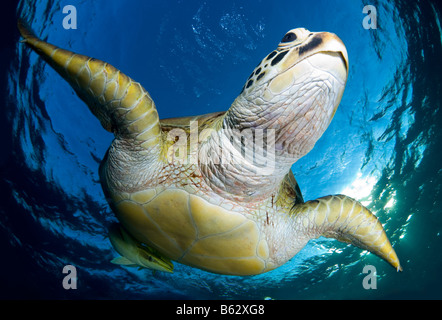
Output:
108,224,174,273
17,20,162,153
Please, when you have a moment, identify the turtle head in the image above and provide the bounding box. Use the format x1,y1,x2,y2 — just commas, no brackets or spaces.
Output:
228,27,348,163
240,28,348,106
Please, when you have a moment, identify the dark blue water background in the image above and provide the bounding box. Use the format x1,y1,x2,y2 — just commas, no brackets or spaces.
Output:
1,0,442,299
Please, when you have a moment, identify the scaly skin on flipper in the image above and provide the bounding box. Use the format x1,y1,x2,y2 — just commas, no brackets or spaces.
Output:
17,20,162,151
108,224,173,273
18,20,170,272
291,195,402,271
18,21,402,276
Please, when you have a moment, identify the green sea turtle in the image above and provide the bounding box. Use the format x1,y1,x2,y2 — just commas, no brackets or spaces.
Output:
18,21,402,275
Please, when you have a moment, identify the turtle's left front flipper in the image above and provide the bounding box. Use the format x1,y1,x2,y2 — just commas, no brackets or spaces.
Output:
291,195,402,271
17,20,162,152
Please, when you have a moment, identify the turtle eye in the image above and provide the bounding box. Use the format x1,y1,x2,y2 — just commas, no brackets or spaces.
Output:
281,32,297,43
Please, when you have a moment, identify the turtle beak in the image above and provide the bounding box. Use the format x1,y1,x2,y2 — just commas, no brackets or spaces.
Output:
306,32,349,84
322,32,348,78
278,31,349,88
303,32,349,118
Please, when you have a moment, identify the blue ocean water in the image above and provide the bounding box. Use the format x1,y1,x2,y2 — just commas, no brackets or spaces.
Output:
1,0,441,299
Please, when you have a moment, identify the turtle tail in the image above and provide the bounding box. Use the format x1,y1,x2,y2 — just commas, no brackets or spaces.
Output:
291,195,402,271
17,20,162,152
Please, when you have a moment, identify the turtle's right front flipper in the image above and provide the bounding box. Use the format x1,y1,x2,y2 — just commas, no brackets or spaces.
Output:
17,20,162,152
291,195,402,271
